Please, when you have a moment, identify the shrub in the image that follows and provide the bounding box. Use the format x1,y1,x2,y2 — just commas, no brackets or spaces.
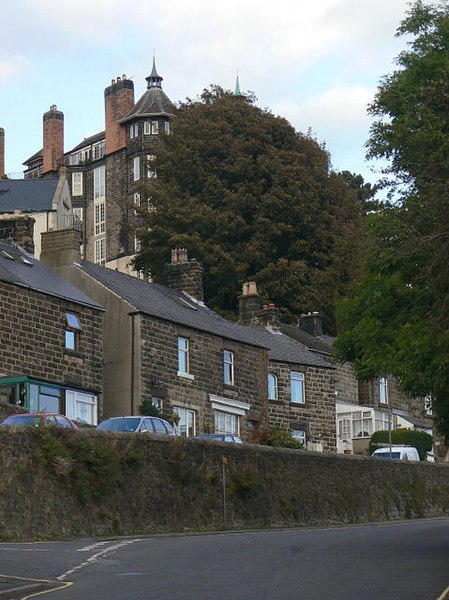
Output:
250,426,303,449
369,429,433,460
139,400,179,426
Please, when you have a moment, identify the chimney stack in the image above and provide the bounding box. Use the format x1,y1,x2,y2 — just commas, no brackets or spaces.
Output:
0,214,35,254
299,312,323,337
238,281,262,324
104,76,134,155
40,229,81,268
258,303,281,328
43,105,64,174
164,248,204,302
0,128,5,179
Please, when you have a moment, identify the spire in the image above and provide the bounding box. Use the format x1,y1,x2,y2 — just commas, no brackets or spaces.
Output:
146,56,163,89
234,72,242,96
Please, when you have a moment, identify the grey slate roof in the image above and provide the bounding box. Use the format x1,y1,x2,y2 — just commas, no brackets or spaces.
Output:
68,131,105,154
0,242,103,310
0,179,58,213
121,88,176,121
280,322,334,356
23,149,43,166
245,326,334,368
79,262,268,348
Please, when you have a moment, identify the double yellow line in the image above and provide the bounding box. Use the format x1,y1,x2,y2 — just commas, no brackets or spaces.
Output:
0,574,72,598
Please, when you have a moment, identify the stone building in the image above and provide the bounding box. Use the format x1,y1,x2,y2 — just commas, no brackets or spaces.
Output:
20,58,174,276
0,231,104,424
41,231,269,440
238,283,337,452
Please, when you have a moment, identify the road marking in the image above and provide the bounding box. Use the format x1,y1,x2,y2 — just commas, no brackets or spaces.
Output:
22,581,73,599
77,541,111,552
436,586,449,600
57,538,143,581
0,574,72,599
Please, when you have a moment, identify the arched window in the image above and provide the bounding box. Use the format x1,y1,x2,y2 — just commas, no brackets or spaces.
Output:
268,373,278,401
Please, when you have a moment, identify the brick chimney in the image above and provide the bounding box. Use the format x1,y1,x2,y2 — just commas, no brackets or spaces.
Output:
238,281,262,324
0,214,35,254
40,229,81,268
105,76,135,155
43,105,64,174
164,248,204,302
258,303,281,328
299,312,323,337
0,128,5,179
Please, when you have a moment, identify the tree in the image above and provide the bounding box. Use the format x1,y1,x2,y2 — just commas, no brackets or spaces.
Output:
134,87,365,331
334,1,449,441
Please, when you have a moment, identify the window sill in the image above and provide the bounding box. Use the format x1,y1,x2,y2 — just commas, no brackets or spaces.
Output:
224,383,237,392
177,371,195,381
64,349,84,359
289,401,306,407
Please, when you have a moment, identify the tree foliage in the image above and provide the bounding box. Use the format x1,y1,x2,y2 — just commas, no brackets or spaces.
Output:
335,1,449,441
134,86,365,330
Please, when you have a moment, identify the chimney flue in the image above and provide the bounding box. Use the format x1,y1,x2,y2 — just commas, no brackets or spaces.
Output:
238,281,261,324
164,248,204,302
43,105,64,174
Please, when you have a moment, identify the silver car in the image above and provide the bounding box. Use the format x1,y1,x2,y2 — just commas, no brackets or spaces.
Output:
97,416,175,435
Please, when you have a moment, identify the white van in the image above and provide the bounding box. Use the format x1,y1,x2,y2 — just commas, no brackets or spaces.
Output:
372,446,420,461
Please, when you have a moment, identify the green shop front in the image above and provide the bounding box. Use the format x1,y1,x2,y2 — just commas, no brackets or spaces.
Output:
0,375,98,425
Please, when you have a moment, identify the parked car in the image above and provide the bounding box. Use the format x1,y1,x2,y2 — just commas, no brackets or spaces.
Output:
194,434,243,444
372,445,420,461
96,416,175,436
0,413,78,429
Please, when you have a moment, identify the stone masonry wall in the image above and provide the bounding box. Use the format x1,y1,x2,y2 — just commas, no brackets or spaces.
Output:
0,281,103,392
267,361,336,451
139,315,268,439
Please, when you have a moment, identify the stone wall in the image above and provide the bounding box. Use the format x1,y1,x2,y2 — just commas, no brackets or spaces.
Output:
0,429,448,541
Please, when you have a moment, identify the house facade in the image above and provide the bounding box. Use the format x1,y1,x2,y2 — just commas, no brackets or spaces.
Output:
41,232,268,440
0,234,103,424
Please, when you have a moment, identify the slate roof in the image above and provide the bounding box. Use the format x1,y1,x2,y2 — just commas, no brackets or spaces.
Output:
0,179,59,213
23,149,43,166
280,322,334,356
78,262,267,348
121,88,175,122
244,326,334,368
0,242,103,310
68,131,105,154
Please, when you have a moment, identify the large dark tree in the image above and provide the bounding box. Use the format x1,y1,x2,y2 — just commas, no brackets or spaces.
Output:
134,86,365,330
334,1,449,441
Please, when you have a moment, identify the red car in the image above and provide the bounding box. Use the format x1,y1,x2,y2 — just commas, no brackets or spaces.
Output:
0,413,78,429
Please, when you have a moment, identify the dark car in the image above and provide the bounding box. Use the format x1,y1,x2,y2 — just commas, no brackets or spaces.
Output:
96,416,175,436
194,434,243,444
0,413,78,429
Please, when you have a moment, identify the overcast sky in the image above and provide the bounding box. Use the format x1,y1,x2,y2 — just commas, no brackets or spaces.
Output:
1,0,415,185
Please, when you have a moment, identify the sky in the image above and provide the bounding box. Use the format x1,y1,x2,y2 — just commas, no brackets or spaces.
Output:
1,0,415,186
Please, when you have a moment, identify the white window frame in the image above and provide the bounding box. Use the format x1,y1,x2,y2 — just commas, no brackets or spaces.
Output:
66,390,97,426
223,350,234,385
151,120,159,135
353,410,373,438
214,410,239,436
94,237,105,266
291,429,306,446
72,172,83,196
268,373,278,400
164,120,170,135
73,207,83,222
147,155,156,178
177,337,190,375
424,395,433,416
133,156,140,181
94,201,105,236
290,371,305,404
379,376,389,405
129,123,139,139
93,165,105,200
144,121,151,135
173,407,196,437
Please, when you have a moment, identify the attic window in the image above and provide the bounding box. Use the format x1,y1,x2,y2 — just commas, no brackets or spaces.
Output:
1,250,15,260
179,297,198,310
18,255,33,266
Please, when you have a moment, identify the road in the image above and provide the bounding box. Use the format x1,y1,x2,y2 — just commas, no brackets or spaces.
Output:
0,518,448,599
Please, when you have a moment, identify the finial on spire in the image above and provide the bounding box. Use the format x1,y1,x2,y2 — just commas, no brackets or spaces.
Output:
146,55,163,89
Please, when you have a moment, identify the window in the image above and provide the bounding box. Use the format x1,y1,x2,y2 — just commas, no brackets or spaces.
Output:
424,395,433,416
214,410,239,436
93,141,105,160
353,410,373,438
291,429,306,446
164,120,170,135
72,172,83,196
379,377,389,405
337,418,351,441
174,407,196,437
268,373,278,400
94,238,105,266
94,202,105,235
129,123,139,139
94,165,105,199
178,337,189,374
66,390,97,425
151,120,159,135
133,192,141,215
73,207,83,222
29,383,61,413
290,371,305,403
144,121,151,135
133,157,140,181
134,236,141,252
65,312,81,351
375,411,391,432
223,350,234,385
147,155,156,178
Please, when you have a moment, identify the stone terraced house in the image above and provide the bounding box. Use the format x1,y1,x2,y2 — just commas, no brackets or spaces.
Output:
0,236,104,425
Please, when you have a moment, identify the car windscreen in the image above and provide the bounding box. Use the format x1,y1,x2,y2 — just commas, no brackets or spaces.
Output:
97,418,140,432
2,415,41,427
374,452,401,459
